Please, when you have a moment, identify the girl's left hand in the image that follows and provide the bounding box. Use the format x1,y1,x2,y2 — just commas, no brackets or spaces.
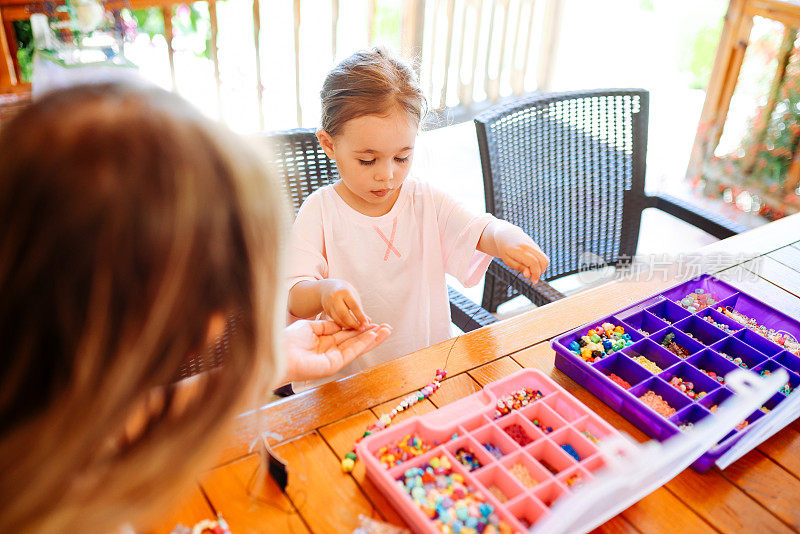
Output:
499,239,550,282
281,319,392,383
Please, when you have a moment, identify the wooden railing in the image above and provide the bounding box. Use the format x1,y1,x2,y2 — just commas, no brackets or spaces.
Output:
0,0,564,129
688,0,800,217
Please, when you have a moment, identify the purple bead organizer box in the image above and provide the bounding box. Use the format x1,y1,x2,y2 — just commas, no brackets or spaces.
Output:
551,274,800,472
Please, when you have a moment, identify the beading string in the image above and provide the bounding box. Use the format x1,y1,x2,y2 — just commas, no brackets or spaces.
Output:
341,266,535,473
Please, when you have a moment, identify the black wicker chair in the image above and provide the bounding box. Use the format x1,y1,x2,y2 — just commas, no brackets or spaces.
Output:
474,89,748,312
261,128,498,333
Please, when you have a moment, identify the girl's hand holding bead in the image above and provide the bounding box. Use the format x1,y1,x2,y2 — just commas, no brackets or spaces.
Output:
320,278,370,329
499,240,549,282
478,220,549,282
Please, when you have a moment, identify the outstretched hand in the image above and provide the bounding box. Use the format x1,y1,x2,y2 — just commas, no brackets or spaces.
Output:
281,319,392,383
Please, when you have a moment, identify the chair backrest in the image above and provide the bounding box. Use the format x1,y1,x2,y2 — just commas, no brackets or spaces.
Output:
258,127,340,215
475,89,649,281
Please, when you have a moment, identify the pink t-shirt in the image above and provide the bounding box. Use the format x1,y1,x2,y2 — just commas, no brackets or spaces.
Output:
288,178,495,389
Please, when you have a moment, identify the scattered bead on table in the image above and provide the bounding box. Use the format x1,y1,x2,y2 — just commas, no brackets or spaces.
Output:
639,390,677,418
399,455,512,534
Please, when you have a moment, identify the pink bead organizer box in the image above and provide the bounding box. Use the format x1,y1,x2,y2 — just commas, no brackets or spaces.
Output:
355,369,623,533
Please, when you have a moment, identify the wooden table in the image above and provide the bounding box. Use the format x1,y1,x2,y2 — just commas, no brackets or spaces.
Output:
153,214,800,534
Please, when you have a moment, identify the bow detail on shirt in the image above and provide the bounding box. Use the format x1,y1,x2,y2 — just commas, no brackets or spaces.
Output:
373,218,401,261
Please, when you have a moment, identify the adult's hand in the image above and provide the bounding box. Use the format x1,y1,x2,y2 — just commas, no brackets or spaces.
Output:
281,319,392,383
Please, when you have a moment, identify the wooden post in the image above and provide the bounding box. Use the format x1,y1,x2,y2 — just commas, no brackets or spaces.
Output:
162,6,176,91
293,0,302,126
253,0,264,130
401,0,425,63
331,0,338,60
367,0,375,45
536,0,562,92
208,0,222,118
687,0,750,178
456,0,482,106
484,0,510,102
511,0,536,95
0,9,18,88
438,0,455,109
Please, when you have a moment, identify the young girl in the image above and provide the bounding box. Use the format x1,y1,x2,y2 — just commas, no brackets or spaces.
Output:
0,82,389,533
288,49,549,388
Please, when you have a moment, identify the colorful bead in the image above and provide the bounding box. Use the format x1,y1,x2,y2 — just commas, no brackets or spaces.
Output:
639,390,676,418
569,323,634,362
581,430,599,444
565,473,584,488
454,447,482,471
720,352,748,369
701,314,734,333
660,332,691,358
341,457,355,472
531,418,553,434
509,462,538,488
493,387,544,418
632,355,663,374
699,368,725,384
503,423,533,446
668,376,706,400
345,370,448,472
718,306,800,356
483,442,504,459
399,456,512,533
560,444,580,461
677,290,719,312
607,372,632,389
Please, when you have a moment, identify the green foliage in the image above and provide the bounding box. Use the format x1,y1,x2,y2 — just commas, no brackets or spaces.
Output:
373,0,401,51
129,7,165,39
12,20,34,82
680,15,724,90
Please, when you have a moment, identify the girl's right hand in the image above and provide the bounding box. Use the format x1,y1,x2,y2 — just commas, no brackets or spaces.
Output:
319,279,370,329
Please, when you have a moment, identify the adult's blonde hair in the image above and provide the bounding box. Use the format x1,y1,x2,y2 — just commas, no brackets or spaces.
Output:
0,83,286,532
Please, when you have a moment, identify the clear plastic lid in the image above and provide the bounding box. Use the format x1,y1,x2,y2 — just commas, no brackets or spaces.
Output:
529,368,795,534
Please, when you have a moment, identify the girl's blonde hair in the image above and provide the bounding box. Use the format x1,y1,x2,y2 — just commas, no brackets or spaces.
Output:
0,83,286,532
320,47,427,135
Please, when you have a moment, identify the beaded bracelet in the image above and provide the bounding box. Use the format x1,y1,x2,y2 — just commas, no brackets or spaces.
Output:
341,369,447,472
